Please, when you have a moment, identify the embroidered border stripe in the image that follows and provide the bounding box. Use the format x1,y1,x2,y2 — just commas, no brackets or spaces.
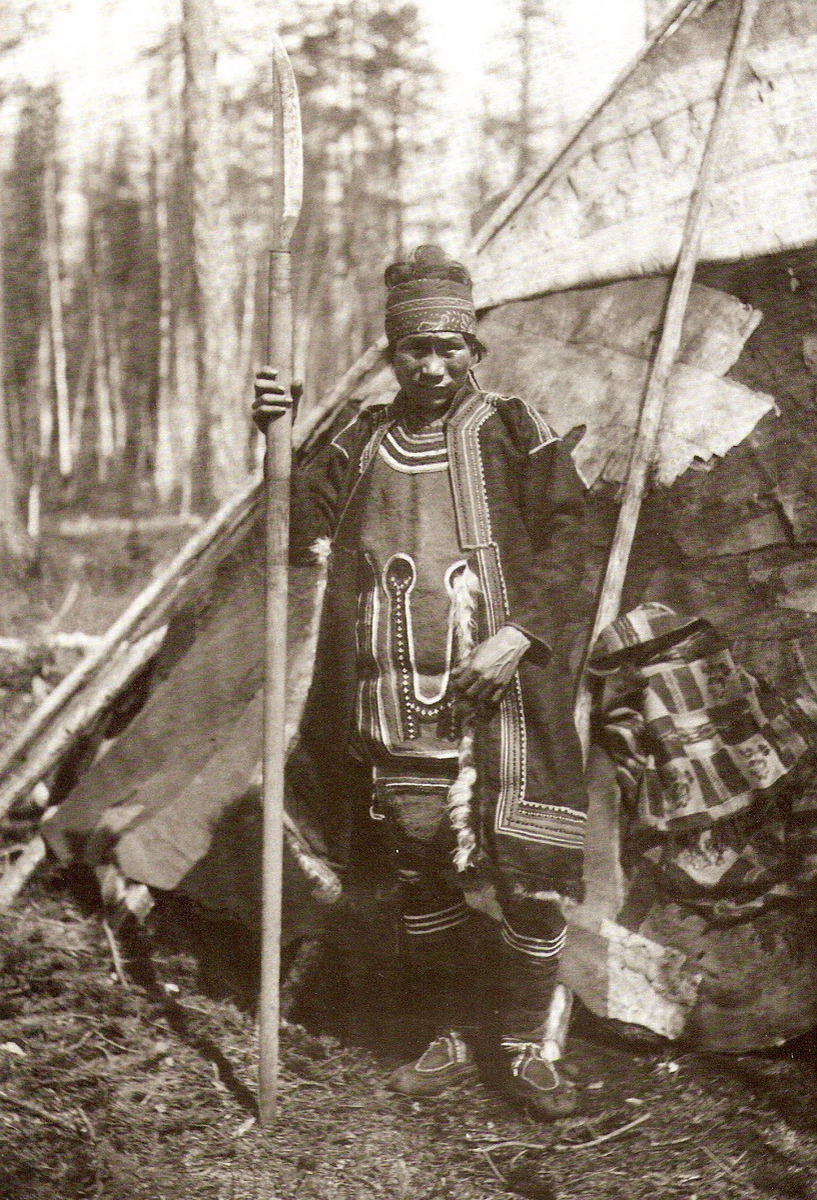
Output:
522,399,560,455
501,920,567,958
448,393,529,837
379,424,449,474
447,391,586,853
403,902,471,935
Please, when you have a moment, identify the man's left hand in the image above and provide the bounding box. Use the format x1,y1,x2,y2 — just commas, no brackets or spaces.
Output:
453,625,531,708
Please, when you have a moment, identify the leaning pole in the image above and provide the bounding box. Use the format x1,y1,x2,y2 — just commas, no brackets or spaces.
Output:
573,0,762,754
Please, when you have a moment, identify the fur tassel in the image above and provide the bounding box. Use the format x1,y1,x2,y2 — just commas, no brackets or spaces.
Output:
310,536,332,565
447,565,481,872
510,884,580,922
449,728,478,871
283,822,342,904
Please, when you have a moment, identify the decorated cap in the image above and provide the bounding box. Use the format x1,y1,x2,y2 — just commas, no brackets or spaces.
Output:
384,244,480,346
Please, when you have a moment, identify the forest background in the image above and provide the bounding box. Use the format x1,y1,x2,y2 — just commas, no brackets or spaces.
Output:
0,0,673,569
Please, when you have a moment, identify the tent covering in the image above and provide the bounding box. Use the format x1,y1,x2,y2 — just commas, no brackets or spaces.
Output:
471,0,817,306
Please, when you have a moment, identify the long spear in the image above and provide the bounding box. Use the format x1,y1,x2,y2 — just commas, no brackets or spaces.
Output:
258,31,303,1128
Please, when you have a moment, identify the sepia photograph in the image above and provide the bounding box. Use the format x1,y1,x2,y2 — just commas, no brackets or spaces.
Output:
0,0,816,1196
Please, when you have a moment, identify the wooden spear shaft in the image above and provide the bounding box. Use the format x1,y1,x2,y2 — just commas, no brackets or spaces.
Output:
258,250,293,1127
574,0,761,753
258,34,302,1129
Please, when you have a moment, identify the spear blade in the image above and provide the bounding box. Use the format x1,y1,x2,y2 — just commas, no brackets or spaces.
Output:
271,31,303,250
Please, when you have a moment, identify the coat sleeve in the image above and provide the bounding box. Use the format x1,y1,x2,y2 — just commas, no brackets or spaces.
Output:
287,407,385,564
288,443,351,564
502,400,588,664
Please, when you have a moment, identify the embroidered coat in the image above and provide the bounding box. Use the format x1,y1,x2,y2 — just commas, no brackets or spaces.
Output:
286,385,589,899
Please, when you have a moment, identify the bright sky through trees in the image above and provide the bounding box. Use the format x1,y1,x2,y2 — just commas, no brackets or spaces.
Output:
6,0,646,211
428,0,644,115
0,0,650,526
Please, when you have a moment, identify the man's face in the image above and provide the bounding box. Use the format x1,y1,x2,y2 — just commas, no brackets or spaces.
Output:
391,332,475,417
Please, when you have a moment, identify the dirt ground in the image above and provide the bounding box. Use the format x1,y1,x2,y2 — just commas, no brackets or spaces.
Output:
1,873,817,1200
2,533,817,1200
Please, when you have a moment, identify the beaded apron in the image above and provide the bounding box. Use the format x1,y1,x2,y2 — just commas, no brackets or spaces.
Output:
355,417,468,798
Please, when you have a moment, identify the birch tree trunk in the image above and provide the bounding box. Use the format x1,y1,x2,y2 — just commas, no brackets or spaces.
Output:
148,40,198,512
173,315,198,517
90,257,115,482
43,159,71,478
93,214,127,457
104,289,126,458
152,151,176,505
181,0,244,505
69,339,93,464
0,190,27,563
28,322,52,543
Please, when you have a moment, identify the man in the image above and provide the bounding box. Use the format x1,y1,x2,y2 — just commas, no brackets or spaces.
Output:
253,245,588,1118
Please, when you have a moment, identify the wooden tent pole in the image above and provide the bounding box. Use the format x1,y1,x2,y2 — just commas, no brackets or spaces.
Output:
258,33,302,1130
574,0,762,753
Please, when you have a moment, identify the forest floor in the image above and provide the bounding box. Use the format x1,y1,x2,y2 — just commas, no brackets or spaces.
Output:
1,527,817,1200
2,878,817,1200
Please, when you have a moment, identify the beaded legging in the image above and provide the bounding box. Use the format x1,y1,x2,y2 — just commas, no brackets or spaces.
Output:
392,827,566,1044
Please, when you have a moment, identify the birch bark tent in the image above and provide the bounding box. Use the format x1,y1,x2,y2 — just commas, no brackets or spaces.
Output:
5,0,817,1052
